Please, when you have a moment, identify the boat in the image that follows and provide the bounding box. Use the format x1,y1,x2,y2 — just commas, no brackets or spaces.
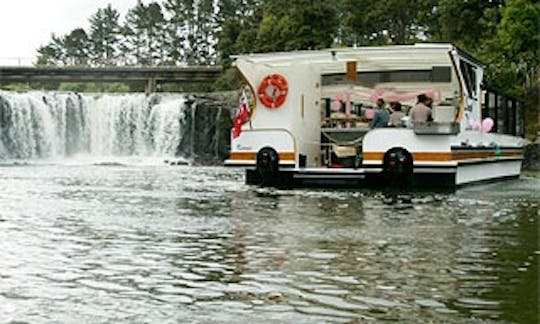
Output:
225,44,526,188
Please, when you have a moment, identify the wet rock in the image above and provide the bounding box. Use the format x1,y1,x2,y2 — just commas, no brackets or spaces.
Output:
164,159,189,166
93,162,125,166
523,143,540,171
266,292,283,303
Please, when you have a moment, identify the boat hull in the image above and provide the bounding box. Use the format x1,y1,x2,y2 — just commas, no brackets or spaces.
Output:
245,157,522,189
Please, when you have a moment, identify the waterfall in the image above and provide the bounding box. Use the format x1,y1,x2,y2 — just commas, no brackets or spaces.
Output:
213,106,222,157
0,90,195,160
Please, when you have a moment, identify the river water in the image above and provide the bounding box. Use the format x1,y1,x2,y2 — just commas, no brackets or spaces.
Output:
0,161,537,323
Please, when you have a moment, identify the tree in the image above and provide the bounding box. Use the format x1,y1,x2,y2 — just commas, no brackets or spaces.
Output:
252,0,339,52
36,34,65,66
426,0,504,52
123,1,147,65
164,0,197,64
63,28,90,66
479,0,540,139
215,0,269,65
37,29,90,66
233,3,265,53
340,0,377,45
342,0,433,46
124,1,166,66
216,16,242,66
195,0,217,64
481,0,539,93
146,2,167,65
89,4,121,66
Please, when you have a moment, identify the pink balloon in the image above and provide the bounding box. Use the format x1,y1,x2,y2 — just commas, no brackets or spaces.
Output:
331,100,341,111
364,108,375,119
481,118,494,133
345,94,351,115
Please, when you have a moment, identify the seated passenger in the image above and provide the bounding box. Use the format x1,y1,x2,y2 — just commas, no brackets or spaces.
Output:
371,98,390,128
409,94,432,123
389,102,406,127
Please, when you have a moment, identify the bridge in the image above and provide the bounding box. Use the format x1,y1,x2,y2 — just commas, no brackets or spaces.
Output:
0,65,223,92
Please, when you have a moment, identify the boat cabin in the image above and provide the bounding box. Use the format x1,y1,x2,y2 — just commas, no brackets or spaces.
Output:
226,44,524,188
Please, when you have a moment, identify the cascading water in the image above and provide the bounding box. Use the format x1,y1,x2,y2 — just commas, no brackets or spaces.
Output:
0,90,195,160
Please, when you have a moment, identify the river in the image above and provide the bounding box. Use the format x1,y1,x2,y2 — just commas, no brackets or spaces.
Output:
0,161,537,323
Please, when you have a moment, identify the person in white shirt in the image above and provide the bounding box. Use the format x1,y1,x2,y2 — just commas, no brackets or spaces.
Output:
408,94,432,123
389,102,406,127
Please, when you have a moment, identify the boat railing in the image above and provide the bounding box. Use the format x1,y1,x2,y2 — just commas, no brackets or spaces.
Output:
413,122,460,135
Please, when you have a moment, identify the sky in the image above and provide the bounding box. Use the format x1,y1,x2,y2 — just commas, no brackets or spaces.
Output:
0,0,153,66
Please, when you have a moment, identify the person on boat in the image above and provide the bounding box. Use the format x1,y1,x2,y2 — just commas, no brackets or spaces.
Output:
408,94,432,123
425,96,434,109
371,98,390,128
389,102,406,127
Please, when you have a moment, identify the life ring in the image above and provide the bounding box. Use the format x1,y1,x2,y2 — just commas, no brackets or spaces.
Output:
257,74,288,108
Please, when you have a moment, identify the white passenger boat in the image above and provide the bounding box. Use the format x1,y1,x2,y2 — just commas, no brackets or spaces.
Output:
225,44,525,188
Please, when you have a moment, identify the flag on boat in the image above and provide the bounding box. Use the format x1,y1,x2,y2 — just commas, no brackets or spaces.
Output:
232,89,251,138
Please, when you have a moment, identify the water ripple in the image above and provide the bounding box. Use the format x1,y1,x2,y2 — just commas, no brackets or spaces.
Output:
0,165,537,322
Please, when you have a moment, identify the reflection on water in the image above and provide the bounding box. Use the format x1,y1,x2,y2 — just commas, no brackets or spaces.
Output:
0,164,537,323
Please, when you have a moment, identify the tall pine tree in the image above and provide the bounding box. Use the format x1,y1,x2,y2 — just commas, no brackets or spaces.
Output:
89,4,121,66
124,1,166,66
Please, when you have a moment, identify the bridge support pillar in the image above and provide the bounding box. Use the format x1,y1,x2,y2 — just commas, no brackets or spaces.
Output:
146,78,157,94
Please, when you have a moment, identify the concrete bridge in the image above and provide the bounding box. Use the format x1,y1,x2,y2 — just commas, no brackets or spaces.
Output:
0,65,222,92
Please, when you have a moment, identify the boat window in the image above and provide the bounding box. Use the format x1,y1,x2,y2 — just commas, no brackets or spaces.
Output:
459,61,477,99
321,67,451,86
515,101,524,137
497,95,505,134
483,85,524,136
487,92,496,119
432,66,452,82
507,99,515,135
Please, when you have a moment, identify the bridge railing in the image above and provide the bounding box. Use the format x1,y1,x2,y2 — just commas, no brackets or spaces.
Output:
0,57,36,67
0,63,223,93
0,57,222,69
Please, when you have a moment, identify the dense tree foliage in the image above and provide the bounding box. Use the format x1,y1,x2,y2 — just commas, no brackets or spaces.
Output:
123,1,167,65
88,5,122,65
479,0,539,93
35,0,538,108
426,0,504,51
341,0,432,45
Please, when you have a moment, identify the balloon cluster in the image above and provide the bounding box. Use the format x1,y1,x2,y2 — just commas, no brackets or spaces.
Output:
481,118,494,133
470,117,494,132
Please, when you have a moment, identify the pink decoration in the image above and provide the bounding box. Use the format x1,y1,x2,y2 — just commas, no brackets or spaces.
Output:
331,100,341,111
368,88,386,103
344,93,352,128
350,88,442,105
345,93,351,115
469,119,480,130
364,108,375,120
481,118,494,133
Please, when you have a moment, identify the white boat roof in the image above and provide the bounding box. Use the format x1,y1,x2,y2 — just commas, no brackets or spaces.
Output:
233,43,482,72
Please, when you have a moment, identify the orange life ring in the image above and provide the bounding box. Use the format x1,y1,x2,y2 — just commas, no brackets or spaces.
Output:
257,74,288,108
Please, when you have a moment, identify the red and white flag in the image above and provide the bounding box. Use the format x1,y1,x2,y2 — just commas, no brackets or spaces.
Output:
232,90,250,138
